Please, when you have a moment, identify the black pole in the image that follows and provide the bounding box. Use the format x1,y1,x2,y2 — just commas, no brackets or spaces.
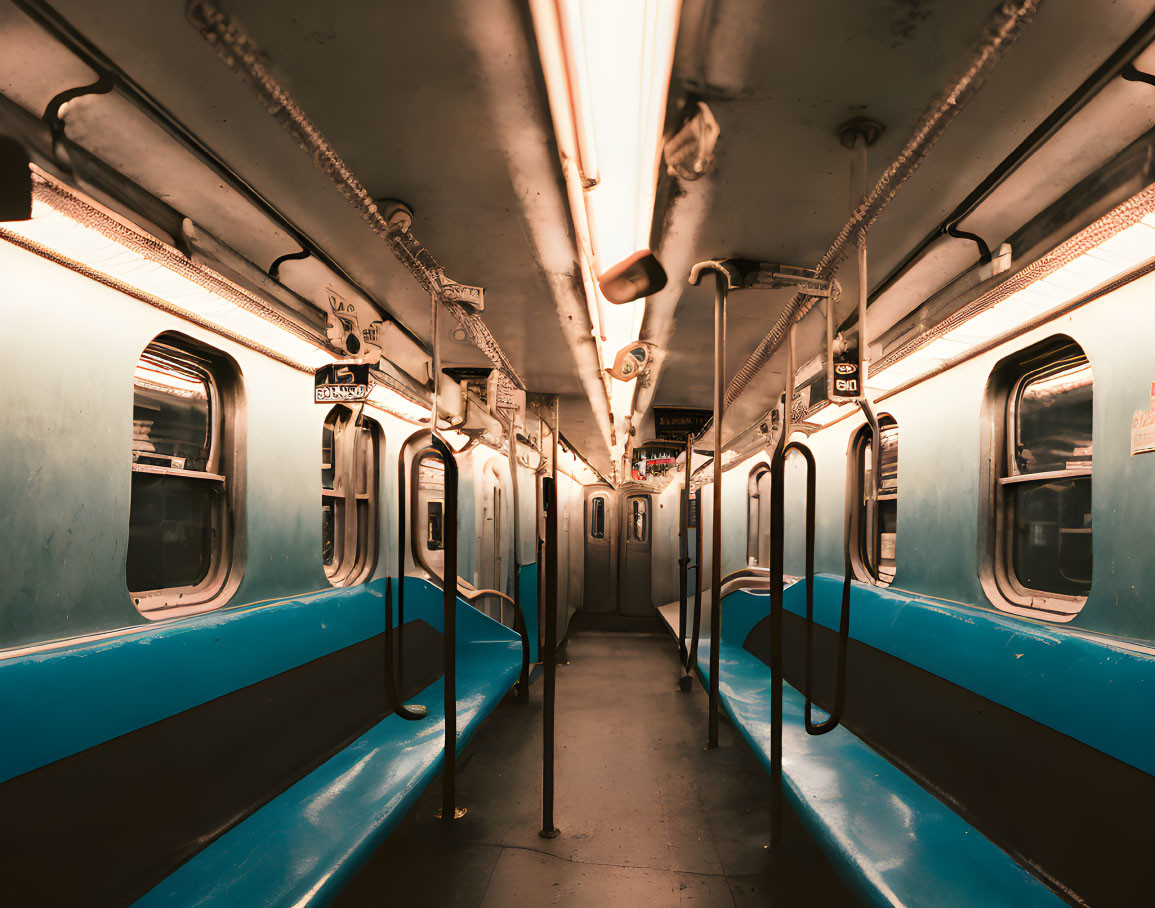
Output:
768,411,787,846
434,434,463,821
677,433,690,681
540,398,560,838
508,426,530,703
708,271,726,749
687,488,704,676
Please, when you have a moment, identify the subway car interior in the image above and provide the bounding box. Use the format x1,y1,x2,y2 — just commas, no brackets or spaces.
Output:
3,0,1155,905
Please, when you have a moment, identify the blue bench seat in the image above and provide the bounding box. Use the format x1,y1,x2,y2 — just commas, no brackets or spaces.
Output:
133,578,521,906
696,583,1065,907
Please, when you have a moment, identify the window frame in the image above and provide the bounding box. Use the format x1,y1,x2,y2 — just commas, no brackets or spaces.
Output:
411,446,447,580
321,405,381,588
127,333,244,618
847,414,898,586
746,463,770,567
984,338,1092,619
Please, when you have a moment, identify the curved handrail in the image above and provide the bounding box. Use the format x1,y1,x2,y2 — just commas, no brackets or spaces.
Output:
397,428,463,819
460,587,531,666
685,489,704,675
383,577,427,721
783,438,850,737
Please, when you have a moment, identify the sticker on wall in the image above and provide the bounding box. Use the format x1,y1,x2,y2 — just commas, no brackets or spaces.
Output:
1131,382,1155,455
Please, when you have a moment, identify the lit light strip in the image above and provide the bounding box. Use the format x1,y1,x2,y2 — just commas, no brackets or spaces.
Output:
532,0,682,473
802,184,1155,430
2,177,334,370
864,185,1155,397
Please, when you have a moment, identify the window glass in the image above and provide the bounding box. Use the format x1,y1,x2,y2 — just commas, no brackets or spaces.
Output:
852,416,897,585
627,496,648,543
998,344,1092,604
127,337,236,614
1010,477,1092,596
412,450,447,578
1014,356,1093,475
321,406,379,586
590,496,606,539
132,353,212,472
127,474,216,591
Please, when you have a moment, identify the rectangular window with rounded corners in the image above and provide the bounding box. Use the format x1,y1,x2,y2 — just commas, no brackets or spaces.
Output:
985,338,1092,617
626,495,649,544
322,405,380,586
849,415,898,585
747,464,771,567
589,494,606,540
127,334,243,616
412,449,446,578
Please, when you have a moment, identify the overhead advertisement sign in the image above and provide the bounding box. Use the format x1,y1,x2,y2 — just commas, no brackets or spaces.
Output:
314,363,372,404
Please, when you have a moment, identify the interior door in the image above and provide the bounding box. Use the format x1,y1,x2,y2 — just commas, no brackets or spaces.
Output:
620,493,652,616
582,486,617,612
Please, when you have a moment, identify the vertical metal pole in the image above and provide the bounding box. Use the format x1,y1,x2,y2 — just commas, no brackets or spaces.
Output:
540,398,560,838
677,432,690,672
768,407,786,847
856,136,870,385
509,426,530,703
688,487,704,674
708,271,726,749
438,435,462,820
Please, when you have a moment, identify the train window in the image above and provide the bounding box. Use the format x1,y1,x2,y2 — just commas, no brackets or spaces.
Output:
589,494,606,540
747,464,771,566
991,340,1092,612
411,449,447,578
127,335,242,615
321,406,380,586
849,415,898,585
626,495,648,543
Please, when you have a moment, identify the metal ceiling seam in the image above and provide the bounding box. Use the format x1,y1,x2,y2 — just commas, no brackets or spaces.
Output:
185,0,526,390
722,0,1042,413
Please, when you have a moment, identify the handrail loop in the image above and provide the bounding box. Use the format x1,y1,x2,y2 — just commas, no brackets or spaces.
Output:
397,427,464,819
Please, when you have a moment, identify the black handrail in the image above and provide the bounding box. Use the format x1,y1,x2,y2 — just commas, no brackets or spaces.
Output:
383,577,427,721
767,426,786,845
677,431,692,685
431,432,461,821
685,489,704,677
540,399,560,838
397,428,463,819
782,440,849,736
507,425,531,704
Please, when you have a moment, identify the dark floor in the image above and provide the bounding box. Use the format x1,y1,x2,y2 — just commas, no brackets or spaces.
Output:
337,630,860,907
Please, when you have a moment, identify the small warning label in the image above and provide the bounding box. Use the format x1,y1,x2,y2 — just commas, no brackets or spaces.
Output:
1130,381,1155,455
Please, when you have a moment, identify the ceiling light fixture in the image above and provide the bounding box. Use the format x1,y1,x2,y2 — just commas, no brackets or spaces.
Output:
531,0,682,465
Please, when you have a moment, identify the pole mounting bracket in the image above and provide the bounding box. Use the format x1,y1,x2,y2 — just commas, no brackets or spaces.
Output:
689,258,835,296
